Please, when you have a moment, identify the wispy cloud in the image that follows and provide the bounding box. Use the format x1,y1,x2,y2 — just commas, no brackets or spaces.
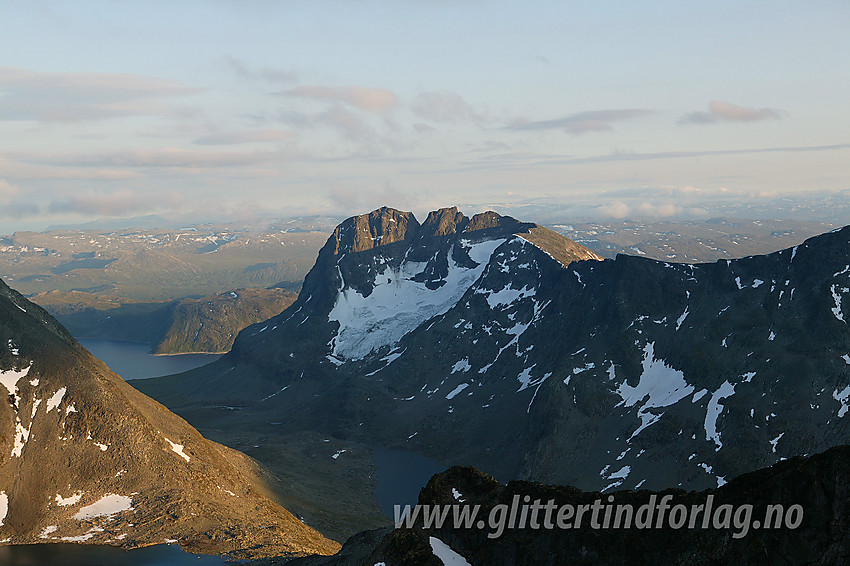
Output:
17,148,281,168
193,129,293,145
0,67,200,122
506,109,651,134
275,85,399,113
45,189,186,216
222,56,297,83
0,179,20,202
411,91,488,125
0,155,145,181
679,101,784,125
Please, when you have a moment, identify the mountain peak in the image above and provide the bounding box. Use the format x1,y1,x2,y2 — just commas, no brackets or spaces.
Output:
328,207,418,255
420,206,468,237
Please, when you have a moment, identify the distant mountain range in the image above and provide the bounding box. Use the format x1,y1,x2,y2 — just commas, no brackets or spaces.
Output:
139,206,850,529
555,217,835,262
0,224,327,300
0,278,337,559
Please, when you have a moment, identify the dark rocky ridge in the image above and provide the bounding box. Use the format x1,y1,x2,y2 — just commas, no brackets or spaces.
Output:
303,445,850,565
0,278,338,559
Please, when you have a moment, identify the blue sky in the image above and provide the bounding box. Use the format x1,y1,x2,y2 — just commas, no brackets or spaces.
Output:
1,0,849,230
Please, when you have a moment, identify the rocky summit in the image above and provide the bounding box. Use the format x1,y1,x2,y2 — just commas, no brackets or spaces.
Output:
0,278,338,559
139,207,850,511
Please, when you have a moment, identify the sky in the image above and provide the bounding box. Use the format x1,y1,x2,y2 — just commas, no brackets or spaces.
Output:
1,0,849,231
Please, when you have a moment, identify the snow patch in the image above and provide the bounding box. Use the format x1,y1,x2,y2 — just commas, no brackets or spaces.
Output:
73,494,133,520
429,536,471,566
46,387,67,413
0,363,31,398
675,307,689,331
830,285,845,322
705,381,736,450
451,359,471,374
329,239,505,359
479,283,536,309
62,526,105,542
40,525,58,538
163,438,190,462
0,492,7,526
834,385,850,418
56,492,84,506
452,488,465,502
12,417,32,458
770,432,785,453
617,343,694,440
446,383,469,400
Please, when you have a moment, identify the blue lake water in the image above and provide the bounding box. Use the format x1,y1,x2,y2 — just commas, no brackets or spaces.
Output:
373,447,446,518
0,543,228,565
78,339,221,380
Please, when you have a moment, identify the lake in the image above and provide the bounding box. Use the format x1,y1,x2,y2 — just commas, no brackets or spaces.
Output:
0,542,228,565
373,447,446,518
78,339,221,380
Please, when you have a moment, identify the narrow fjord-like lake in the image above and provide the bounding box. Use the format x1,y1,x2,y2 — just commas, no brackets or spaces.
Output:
78,339,221,380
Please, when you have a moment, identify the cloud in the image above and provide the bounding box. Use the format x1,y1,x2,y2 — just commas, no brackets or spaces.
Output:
46,189,186,216
0,67,200,122
600,200,630,218
0,187,186,219
411,91,488,125
275,85,399,113
193,129,293,145
0,155,146,181
222,57,297,83
595,199,694,220
20,148,280,168
679,101,784,125
507,109,651,134
0,200,40,218
0,179,19,201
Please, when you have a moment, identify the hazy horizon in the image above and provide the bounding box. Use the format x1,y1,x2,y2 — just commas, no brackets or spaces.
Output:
2,1,849,232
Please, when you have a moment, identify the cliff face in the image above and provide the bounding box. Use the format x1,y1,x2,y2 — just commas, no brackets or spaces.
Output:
0,278,338,560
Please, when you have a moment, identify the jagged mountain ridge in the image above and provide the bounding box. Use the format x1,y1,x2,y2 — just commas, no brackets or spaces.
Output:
138,207,850,501
0,278,338,559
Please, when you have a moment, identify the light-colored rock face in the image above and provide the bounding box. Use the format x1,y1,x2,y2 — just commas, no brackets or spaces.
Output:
0,278,339,560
